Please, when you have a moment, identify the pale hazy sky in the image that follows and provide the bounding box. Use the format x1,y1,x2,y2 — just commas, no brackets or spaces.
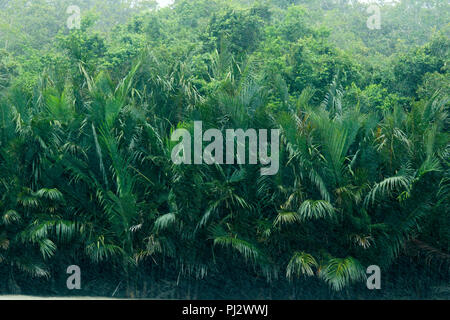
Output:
155,0,397,8
157,0,174,7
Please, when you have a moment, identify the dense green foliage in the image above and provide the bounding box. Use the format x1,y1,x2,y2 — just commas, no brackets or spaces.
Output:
0,0,449,299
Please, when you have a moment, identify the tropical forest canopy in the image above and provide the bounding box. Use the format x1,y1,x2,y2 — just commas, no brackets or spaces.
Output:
0,0,448,298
